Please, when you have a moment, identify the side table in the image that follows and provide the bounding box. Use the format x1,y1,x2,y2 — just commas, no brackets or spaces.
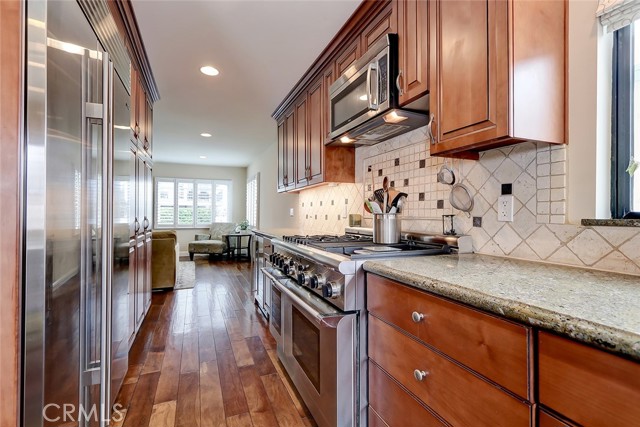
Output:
224,233,253,259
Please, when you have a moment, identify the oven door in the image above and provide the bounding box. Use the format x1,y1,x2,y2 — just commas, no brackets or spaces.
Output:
262,268,282,344
269,272,357,427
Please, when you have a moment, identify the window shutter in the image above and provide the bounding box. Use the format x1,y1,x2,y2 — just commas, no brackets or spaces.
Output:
597,0,640,32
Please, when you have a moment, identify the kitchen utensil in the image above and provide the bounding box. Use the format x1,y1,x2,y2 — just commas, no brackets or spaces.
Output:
363,201,372,214
390,191,408,208
396,196,406,212
373,188,385,203
437,160,456,185
366,199,383,214
382,176,389,213
449,159,474,214
373,213,401,244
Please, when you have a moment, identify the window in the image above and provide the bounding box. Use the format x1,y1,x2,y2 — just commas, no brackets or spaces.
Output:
155,178,232,228
611,21,639,218
246,173,259,227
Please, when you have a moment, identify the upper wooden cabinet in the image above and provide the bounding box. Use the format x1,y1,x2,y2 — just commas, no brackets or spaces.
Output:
277,76,355,193
396,0,429,106
428,0,566,158
130,64,154,156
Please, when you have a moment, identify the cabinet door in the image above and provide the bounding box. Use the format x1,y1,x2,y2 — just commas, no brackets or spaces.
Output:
145,98,153,155
361,1,396,53
429,0,508,155
128,241,136,345
397,0,428,105
144,161,152,230
138,85,146,148
307,77,324,185
144,232,152,312
135,236,145,328
276,119,286,192
128,144,137,238
130,66,137,137
284,109,296,191
335,37,361,75
295,96,308,189
323,65,335,142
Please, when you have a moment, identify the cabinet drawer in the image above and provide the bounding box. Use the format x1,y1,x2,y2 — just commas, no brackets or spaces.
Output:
538,410,573,427
367,274,531,398
369,316,531,427
369,360,447,427
538,332,640,426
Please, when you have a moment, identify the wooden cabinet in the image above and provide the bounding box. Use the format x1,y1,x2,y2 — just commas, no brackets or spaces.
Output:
277,119,286,192
306,78,324,186
368,274,531,399
361,2,396,53
368,315,531,427
335,37,361,76
369,361,446,427
428,0,566,158
538,332,640,426
130,64,154,156
538,410,574,427
396,0,428,106
295,95,308,188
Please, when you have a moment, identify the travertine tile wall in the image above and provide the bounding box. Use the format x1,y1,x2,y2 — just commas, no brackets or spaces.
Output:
298,184,364,235
298,126,640,276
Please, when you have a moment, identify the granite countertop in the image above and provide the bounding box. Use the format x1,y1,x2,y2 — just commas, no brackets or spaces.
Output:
363,254,640,360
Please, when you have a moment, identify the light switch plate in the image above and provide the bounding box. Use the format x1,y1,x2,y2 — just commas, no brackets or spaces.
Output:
289,208,294,217
498,195,514,222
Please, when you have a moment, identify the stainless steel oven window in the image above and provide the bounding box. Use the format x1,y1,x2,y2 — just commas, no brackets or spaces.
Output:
291,306,321,391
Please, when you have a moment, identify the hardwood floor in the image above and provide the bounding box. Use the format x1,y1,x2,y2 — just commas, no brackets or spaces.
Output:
114,258,316,427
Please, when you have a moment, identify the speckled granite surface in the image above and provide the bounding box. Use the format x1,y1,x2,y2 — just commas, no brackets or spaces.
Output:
581,218,640,227
363,254,640,360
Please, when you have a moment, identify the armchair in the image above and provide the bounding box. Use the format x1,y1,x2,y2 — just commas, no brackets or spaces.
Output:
188,222,237,260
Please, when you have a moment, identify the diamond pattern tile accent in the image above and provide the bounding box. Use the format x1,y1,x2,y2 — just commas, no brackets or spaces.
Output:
593,251,640,276
548,246,582,266
493,225,522,254
527,226,561,259
510,241,541,260
593,226,639,248
566,229,613,266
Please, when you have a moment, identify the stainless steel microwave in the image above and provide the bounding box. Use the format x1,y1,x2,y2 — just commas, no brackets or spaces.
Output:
328,33,427,146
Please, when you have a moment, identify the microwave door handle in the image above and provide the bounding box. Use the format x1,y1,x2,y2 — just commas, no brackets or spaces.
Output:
366,62,378,111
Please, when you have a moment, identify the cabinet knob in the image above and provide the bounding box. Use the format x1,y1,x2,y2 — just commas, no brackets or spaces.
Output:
411,311,425,323
413,369,428,382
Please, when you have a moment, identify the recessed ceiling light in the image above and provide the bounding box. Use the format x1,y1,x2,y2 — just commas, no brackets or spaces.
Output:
200,133,212,137
199,156,207,159
200,66,219,76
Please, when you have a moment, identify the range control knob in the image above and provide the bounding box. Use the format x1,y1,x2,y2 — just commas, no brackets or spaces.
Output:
322,282,341,299
297,263,308,271
283,264,290,274
309,274,326,289
297,272,311,286
269,253,277,263
288,259,295,267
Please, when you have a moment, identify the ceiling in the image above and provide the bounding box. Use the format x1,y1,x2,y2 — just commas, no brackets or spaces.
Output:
132,0,361,167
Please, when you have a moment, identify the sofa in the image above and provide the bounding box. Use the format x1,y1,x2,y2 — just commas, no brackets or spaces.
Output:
151,230,179,290
188,222,237,260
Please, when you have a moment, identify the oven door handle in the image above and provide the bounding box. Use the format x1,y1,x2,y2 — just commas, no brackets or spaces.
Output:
261,267,344,328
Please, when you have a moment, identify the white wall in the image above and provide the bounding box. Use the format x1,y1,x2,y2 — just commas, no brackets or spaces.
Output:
152,162,247,250
567,0,613,222
246,142,299,230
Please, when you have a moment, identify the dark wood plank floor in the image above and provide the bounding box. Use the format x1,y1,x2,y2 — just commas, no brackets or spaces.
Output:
113,258,317,427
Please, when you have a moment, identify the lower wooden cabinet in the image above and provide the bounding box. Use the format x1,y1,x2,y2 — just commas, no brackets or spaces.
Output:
538,331,640,426
368,315,531,427
538,410,573,427
369,360,447,427
366,273,640,427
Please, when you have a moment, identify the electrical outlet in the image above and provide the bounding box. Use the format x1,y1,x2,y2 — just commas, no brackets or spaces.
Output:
498,195,514,222
289,208,294,217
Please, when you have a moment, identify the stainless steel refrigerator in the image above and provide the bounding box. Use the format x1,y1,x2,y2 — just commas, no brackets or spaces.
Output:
23,1,131,425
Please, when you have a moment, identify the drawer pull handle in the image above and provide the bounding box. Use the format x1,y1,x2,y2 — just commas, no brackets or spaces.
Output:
411,311,425,323
413,369,428,381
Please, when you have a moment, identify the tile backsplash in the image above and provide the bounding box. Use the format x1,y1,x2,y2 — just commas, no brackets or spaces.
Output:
298,126,640,276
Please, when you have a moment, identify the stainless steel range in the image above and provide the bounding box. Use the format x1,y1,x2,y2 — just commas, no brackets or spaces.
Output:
261,229,470,427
